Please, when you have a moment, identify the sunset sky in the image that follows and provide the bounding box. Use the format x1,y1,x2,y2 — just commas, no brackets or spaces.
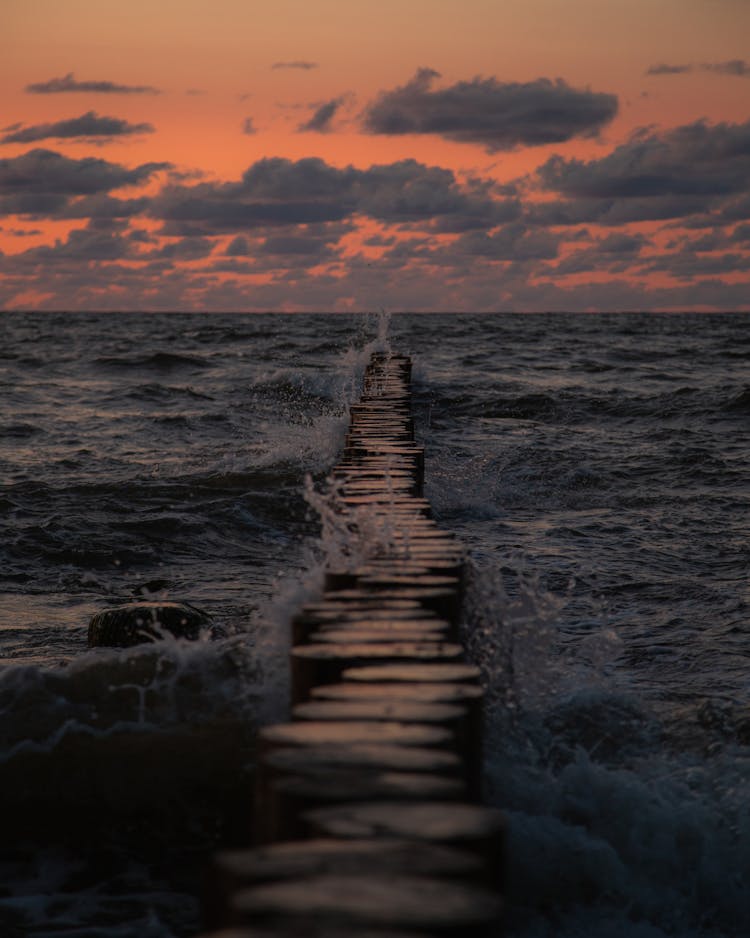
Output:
2,0,749,311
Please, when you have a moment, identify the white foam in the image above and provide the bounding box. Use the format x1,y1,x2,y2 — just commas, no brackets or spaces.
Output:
461,555,749,937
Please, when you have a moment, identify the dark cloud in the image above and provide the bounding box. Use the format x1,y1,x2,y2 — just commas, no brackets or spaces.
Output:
552,233,649,275
535,119,750,225
719,193,750,222
453,223,560,261
223,158,355,229
540,120,750,197
271,61,318,70
527,194,713,227
3,229,747,312
7,223,135,264
298,97,345,133
7,227,43,236
151,156,503,235
674,228,743,252
643,250,749,280
261,225,351,266
646,63,693,76
242,117,257,135
61,194,151,219
26,72,160,94
356,161,475,223
0,149,166,196
319,159,505,230
225,235,250,256
704,59,750,77
1,112,154,144
240,157,357,201
146,237,215,260
595,232,649,254
2,118,746,312
361,68,618,151
259,234,333,255
647,59,750,78
0,149,170,218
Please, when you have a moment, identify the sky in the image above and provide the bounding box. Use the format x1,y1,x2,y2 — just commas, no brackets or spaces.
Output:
1,0,749,311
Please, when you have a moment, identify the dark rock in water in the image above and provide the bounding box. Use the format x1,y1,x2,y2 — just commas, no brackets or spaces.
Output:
87,601,213,648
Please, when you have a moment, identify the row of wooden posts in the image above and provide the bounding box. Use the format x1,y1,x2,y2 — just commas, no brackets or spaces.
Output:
202,351,505,936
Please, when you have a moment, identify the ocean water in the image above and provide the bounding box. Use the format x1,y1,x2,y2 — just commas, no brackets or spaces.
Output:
1,311,748,937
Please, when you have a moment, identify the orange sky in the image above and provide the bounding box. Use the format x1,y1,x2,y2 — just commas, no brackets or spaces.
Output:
1,0,749,310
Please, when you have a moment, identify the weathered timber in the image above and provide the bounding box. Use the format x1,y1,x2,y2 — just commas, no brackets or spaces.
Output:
226,873,502,934
291,641,465,702
206,350,503,936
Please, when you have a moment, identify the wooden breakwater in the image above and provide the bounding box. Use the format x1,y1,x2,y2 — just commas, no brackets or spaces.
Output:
202,351,505,937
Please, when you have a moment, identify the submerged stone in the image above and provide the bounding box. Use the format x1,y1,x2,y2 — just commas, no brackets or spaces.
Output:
87,601,213,648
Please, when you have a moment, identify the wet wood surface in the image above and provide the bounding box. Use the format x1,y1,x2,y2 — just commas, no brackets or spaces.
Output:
203,351,504,936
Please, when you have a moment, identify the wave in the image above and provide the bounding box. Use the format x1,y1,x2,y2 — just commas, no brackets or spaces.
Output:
0,637,265,935
0,421,43,439
724,387,750,413
122,382,216,402
497,745,749,938
460,558,750,938
94,351,210,371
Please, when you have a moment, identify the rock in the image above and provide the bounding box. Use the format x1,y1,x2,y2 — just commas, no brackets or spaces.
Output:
87,601,212,648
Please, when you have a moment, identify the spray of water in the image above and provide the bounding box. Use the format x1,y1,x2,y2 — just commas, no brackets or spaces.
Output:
461,553,570,723
247,312,398,722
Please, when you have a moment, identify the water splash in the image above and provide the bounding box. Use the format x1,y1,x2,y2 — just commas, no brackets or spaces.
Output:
460,553,570,720
460,553,749,938
245,311,399,723
375,308,392,354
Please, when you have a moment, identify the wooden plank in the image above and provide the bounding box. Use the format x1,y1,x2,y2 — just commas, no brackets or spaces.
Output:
205,350,503,935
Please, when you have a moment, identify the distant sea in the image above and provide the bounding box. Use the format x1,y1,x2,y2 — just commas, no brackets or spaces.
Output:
1,311,748,937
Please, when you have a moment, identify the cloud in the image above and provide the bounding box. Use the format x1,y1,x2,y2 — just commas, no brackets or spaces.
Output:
704,59,750,77
642,249,749,280
151,155,506,235
646,63,693,75
356,160,502,226
0,149,170,217
298,97,345,133
154,175,351,236
60,194,151,219
535,119,750,224
552,233,649,275
7,227,43,237
647,59,750,78
242,117,257,135
731,222,750,244
26,72,160,94
6,222,136,264
248,231,339,268
6,238,745,313
361,68,618,151
1,121,746,313
1,112,154,144
451,223,560,261
225,235,250,256
145,236,215,260
271,61,318,70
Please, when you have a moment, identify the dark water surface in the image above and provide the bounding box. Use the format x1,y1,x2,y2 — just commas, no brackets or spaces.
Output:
1,312,748,936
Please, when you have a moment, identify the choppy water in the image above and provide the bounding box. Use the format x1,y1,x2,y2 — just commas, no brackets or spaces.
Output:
1,311,748,937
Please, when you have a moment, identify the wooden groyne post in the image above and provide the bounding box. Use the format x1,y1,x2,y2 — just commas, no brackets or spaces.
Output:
202,351,505,936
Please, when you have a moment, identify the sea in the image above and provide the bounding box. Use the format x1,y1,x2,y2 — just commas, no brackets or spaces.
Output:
1,311,748,937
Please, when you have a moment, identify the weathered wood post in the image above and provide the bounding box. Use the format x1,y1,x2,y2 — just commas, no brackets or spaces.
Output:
203,350,505,936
